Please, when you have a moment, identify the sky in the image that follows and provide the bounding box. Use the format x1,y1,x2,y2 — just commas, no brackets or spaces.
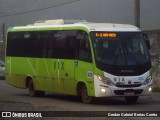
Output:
0,0,160,30
140,0,160,30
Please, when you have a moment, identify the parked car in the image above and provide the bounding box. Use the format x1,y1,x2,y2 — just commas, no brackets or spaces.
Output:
0,60,5,79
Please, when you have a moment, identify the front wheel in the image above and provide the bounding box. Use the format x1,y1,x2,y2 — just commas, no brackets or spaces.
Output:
81,85,93,104
125,96,139,104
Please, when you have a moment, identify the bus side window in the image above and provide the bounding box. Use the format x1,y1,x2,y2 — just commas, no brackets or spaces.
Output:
77,31,92,63
7,32,33,57
36,32,49,58
50,31,76,59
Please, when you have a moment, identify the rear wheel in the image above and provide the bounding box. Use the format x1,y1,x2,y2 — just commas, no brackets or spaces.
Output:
28,79,45,97
81,85,93,104
125,96,139,104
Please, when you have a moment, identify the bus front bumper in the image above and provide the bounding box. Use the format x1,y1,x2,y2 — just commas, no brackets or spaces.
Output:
94,76,153,97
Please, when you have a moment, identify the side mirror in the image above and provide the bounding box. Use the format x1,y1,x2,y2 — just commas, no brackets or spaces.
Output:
143,33,150,49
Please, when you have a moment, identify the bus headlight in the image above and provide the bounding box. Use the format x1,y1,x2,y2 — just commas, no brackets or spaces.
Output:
149,87,152,92
97,75,114,86
143,76,152,85
100,88,106,93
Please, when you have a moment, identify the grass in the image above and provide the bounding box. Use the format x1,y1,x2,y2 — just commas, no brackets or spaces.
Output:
152,87,160,92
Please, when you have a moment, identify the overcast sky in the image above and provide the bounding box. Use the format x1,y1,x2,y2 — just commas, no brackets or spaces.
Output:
0,0,160,30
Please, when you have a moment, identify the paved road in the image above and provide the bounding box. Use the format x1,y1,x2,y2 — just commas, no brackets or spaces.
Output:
0,80,160,120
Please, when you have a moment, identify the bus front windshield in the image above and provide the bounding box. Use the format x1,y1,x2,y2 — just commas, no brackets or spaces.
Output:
91,32,151,75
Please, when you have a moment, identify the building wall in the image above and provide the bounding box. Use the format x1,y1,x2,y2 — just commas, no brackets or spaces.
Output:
144,30,160,88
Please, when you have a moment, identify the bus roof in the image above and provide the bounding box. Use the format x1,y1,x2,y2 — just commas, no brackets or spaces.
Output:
9,19,140,32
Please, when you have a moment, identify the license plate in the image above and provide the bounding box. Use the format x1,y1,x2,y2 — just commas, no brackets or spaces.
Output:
124,92,134,96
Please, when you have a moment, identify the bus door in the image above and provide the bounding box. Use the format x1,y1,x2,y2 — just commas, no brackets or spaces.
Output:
75,31,94,96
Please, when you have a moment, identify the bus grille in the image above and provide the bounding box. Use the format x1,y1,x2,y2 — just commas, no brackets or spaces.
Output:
115,84,142,88
114,89,143,95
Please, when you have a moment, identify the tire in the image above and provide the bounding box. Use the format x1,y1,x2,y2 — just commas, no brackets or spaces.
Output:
125,96,139,104
28,79,45,97
81,85,93,104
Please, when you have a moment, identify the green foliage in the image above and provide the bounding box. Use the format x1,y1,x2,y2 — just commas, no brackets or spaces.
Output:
153,87,160,92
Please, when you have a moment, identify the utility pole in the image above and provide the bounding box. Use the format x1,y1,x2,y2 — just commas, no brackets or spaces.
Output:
134,0,140,28
2,23,5,42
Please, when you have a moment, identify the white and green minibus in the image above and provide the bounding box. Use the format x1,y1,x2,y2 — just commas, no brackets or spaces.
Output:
5,19,153,104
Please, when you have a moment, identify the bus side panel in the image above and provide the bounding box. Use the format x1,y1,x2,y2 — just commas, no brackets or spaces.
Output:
5,53,77,94
75,61,95,97
36,58,76,95
34,58,59,93
5,57,35,88
59,59,76,95
5,57,18,87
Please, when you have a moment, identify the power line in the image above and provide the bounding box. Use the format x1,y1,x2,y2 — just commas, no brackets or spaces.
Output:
0,0,81,18
0,0,52,10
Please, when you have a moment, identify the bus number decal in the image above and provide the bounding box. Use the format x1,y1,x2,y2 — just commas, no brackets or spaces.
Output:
87,71,93,78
